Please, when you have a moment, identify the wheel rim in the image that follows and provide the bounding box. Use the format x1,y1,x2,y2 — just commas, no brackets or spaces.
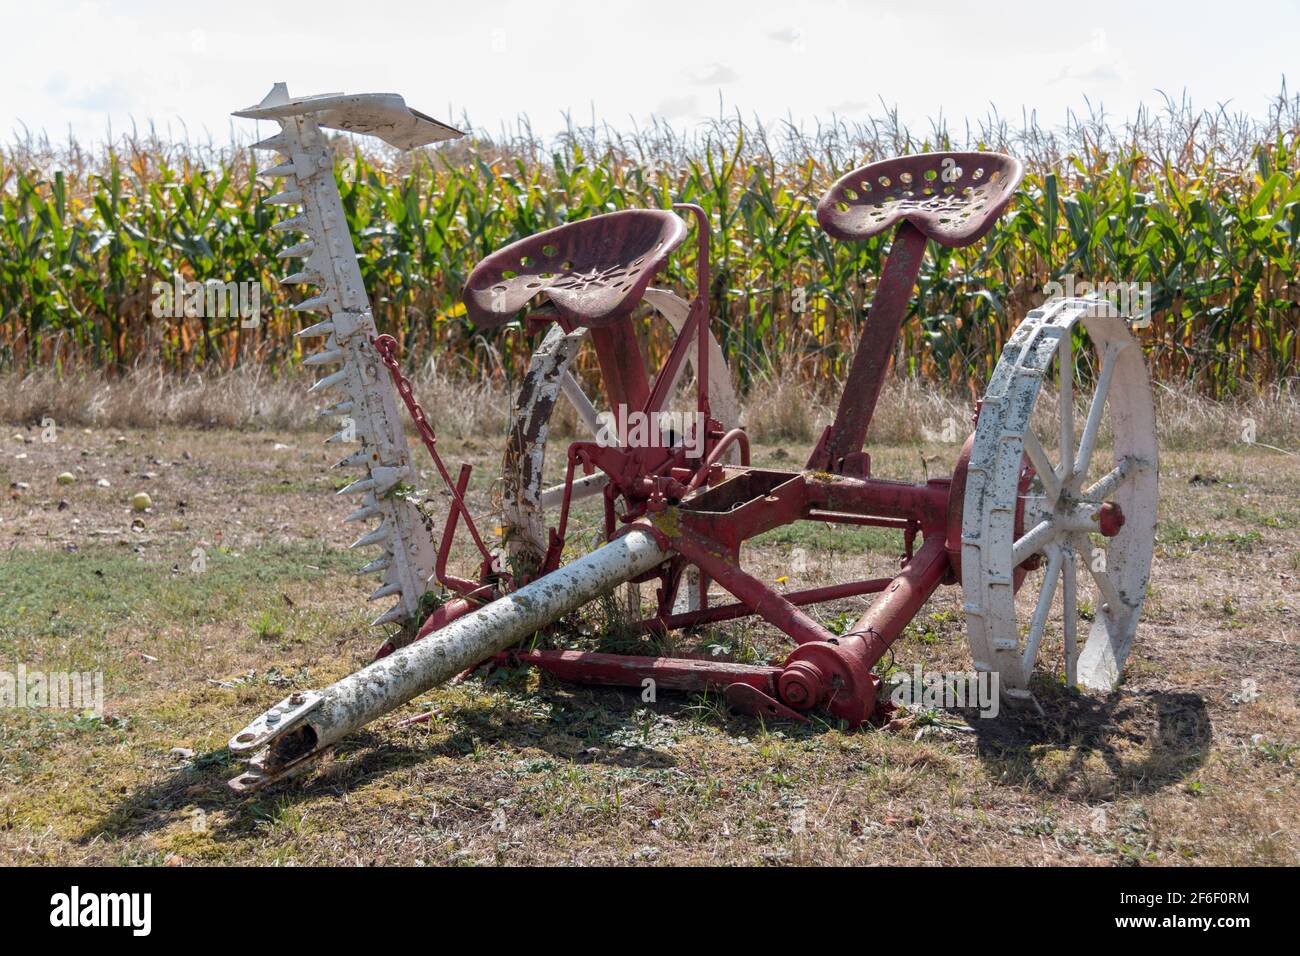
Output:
500,290,740,573
962,298,1157,704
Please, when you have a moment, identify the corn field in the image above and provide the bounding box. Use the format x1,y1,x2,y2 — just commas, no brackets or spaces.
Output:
2,89,1297,397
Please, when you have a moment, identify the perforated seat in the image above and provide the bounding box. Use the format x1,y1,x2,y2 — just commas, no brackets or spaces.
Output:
463,209,686,328
816,151,1023,247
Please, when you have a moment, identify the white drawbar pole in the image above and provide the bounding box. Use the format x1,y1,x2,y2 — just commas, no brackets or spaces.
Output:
228,528,667,790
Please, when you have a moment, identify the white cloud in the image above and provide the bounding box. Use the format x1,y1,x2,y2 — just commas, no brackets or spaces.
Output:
690,63,739,86
0,0,1291,147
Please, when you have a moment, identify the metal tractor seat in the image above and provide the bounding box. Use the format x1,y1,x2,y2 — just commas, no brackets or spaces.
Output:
463,209,687,328
817,151,1023,246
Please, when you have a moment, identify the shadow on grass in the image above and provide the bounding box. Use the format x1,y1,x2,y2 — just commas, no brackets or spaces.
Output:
76,682,721,847
80,673,1205,849
967,683,1212,799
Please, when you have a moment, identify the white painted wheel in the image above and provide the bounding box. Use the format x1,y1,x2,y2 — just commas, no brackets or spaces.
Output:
961,298,1157,706
500,290,740,574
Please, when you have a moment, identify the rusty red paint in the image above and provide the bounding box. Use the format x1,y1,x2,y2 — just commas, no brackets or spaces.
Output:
1099,501,1125,536
462,209,686,329
637,577,893,632
499,649,782,695
812,221,928,471
416,160,1027,726
834,535,952,672
374,334,494,570
816,152,1025,248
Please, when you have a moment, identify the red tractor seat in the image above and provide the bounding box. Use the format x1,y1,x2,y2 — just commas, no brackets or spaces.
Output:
816,151,1023,247
463,209,686,328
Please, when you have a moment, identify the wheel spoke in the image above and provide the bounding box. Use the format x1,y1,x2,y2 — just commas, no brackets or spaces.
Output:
1073,340,1124,482
1057,332,1075,485
1012,518,1059,568
1062,546,1078,686
1082,455,1141,501
1022,429,1062,503
1077,533,1126,621
559,371,607,442
540,472,608,510
1021,545,1063,673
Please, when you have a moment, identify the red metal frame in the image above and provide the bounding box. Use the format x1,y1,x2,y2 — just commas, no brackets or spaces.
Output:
381,194,1120,726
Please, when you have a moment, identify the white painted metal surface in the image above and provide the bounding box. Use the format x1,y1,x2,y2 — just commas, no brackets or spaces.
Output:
961,298,1158,705
234,90,462,149
233,84,463,627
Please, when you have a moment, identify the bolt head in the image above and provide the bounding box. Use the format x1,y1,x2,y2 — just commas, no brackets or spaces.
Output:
779,661,825,710
1098,501,1126,537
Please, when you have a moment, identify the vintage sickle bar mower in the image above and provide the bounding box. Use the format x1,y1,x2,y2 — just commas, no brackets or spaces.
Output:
226,86,1158,791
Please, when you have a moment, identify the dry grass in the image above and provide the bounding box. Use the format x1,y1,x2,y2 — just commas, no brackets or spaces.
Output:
0,366,315,431
742,365,824,443
0,411,1296,867
7,367,1297,455
0,365,513,440
1152,380,1300,452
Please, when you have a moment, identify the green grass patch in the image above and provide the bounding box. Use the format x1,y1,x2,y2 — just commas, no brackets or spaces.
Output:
0,542,356,660
1157,522,1263,553
752,520,897,555
1211,503,1300,530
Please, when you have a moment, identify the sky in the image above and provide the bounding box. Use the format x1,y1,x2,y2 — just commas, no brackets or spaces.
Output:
1,0,1294,147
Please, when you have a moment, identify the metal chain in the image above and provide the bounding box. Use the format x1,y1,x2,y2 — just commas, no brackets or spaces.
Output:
370,333,493,563
372,334,440,460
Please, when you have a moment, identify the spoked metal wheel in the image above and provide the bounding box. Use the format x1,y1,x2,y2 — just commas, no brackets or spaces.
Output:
500,289,740,574
961,298,1158,706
